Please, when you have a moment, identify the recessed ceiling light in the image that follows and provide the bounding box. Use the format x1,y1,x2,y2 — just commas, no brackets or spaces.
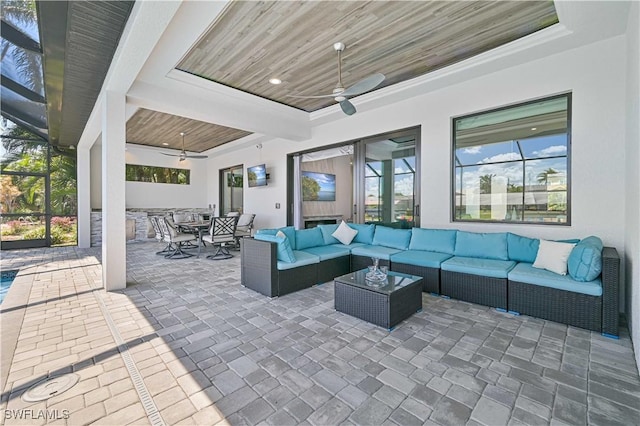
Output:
162,142,169,146
531,127,537,131
269,78,282,85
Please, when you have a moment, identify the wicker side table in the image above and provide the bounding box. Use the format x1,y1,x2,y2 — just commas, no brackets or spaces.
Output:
334,270,422,330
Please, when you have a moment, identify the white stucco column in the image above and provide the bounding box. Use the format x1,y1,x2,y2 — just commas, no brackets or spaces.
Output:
76,146,91,248
101,91,127,290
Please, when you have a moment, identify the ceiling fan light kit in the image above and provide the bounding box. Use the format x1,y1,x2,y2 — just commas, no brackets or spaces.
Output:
161,132,208,161
287,42,385,116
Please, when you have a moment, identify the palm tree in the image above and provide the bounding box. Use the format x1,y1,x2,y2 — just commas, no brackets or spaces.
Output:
479,174,495,194
537,168,558,185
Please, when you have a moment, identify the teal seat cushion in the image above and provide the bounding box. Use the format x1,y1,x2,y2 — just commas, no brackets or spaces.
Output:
254,234,296,263
351,245,402,260
350,223,375,244
409,228,456,254
318,224,340,245
567,236,603,282
278,226,297,250
507,233,539,263
373,226,412,250
509,262,602,296
302,245,351,261
330,242,365,250
277,250,319,270
295,227,325,250
441,256,516,279
390,250,453,268
455,231,509,261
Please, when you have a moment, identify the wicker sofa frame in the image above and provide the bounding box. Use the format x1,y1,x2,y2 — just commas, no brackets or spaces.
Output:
507,247,619,336
441,271,508,310
241,237,350,297
351,254,390,272
241,233,620,337
390,263,440,294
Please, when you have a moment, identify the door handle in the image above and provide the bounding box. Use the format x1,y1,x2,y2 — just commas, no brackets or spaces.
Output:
415,204,420,216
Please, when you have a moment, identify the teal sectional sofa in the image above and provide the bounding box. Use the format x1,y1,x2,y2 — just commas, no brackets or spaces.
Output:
240,223,619,336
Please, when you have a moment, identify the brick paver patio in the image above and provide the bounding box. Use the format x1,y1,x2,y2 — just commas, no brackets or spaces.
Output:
1,242,639,425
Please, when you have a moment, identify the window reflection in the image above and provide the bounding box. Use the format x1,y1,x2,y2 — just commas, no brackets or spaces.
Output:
453,94,570,224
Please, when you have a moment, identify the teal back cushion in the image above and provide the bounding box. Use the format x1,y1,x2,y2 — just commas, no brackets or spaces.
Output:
350,223,375,244
409,228,456,254
568,236,603,282
373,226,412,250
255,228,278,236
455,231,509,260
278,226,297,250
318,224,340,245
507,233,540,263
296,227,325,250
254,234,296,263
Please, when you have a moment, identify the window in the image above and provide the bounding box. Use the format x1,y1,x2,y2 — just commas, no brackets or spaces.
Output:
453,94,570,224
125,164,190,184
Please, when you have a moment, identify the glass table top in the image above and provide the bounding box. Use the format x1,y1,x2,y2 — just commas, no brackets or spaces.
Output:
334,269,422,295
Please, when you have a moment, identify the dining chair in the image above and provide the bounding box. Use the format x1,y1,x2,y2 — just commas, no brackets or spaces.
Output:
158,216,198,259
171,212,199,247
202,216,238,260
173,212,195,223
232,213,255,249
149,216,172,255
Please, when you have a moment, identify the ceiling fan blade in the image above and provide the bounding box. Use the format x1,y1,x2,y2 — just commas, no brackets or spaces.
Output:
285,93,337,99
340,73,385,97
161,153,181,157
187,155,208,159
340,99,356,116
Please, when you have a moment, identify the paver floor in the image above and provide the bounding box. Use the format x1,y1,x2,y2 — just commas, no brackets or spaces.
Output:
1,242,639,425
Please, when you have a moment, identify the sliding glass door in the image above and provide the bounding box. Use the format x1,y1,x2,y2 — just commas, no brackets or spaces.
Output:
219,165,243,215
288,127,420,228
355,128,420,228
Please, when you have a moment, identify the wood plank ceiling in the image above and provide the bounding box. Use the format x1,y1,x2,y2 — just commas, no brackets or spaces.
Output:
126,109,251,153
178,1,558,113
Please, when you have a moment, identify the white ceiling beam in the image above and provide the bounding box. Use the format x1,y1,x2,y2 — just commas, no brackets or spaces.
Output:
127,76,310,141
77,1,183,149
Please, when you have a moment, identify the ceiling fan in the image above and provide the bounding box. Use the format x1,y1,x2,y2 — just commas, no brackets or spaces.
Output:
287,42,385,116
161,132,208,161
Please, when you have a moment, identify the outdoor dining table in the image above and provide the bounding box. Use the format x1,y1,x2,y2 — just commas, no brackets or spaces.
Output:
175,221,210,257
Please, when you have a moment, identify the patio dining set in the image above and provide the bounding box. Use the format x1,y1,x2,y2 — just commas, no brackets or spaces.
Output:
148,212,255,260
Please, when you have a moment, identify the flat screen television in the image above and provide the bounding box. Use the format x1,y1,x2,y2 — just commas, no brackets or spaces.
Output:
247,164,267,187
302,171,336,201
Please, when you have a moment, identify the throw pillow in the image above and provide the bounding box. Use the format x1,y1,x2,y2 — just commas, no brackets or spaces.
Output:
567,236,603,282
332,221,358,245
532,239,575,275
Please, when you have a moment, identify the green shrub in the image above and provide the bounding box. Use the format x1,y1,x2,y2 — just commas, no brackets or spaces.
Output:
21,225,73,245
49,226,66,245
23,226,46,240
2,220,26,235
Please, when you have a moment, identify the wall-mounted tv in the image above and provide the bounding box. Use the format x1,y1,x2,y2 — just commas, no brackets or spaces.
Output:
302,171,336,201
247,164,267,187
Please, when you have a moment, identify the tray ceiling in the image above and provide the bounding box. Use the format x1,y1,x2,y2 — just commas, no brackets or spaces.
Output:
126,109,252,153
178,1,558,113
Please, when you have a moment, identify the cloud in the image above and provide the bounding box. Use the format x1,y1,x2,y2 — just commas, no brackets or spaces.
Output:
479,152,521,163
462,146,482,154
532,145,567,156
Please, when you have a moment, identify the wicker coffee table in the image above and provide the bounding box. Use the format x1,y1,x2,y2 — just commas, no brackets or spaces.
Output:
334,270,423,330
